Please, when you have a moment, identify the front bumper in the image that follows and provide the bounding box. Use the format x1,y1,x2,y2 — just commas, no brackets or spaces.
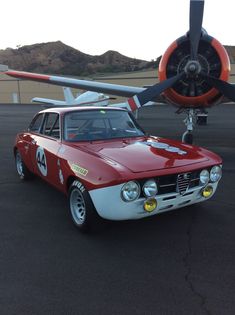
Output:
89,182,219,220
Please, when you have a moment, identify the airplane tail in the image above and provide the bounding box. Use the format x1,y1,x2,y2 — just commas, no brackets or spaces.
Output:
63,87,75,104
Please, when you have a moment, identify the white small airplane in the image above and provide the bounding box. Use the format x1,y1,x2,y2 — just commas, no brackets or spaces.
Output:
32,87,111,107
31,86,156,118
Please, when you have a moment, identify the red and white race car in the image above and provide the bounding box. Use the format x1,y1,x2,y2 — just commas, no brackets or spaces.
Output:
14,106,222,231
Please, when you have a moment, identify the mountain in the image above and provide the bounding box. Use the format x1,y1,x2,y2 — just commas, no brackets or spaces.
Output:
0,41,156,76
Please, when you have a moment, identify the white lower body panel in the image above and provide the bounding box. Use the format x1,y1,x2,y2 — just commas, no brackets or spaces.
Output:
89,182,219,221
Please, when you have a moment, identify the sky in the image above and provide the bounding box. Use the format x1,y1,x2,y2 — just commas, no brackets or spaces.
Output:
1,0,235,61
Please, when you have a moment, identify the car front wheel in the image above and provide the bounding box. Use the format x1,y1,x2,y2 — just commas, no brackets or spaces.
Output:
68,180,101,232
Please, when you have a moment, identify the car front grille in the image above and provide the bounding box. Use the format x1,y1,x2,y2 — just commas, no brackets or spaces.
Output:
140,170,201,197
177,173,191,194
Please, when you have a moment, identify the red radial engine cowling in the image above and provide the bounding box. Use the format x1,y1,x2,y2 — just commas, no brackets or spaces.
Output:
158,34,230,108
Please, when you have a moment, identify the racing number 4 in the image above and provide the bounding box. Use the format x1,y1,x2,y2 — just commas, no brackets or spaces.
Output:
36,147,47,176
37,151,46,169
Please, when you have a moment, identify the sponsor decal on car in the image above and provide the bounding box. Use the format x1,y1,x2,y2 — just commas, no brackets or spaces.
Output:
57,159,64,184
70,163,88,177
59,169,64,185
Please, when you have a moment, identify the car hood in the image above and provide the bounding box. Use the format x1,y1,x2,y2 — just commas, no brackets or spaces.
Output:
77,137,210,173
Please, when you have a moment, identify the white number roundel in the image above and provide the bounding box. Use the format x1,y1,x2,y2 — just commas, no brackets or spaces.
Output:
36,147,47,176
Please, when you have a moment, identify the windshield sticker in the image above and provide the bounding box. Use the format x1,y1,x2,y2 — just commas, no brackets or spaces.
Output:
140,141,187,156
36,147,47,176
70,163,88,177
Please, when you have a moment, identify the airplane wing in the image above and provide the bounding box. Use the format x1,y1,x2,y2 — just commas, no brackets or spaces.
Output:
5,70,145,98
5,69,167,106
31,97,66,106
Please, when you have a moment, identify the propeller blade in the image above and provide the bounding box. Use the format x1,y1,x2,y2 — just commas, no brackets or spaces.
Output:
203,74,235,102
127,73,184,111
189,0,204,59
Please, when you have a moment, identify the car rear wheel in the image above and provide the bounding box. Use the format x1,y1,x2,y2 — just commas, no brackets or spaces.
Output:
68,180,101,232
15,150,33,180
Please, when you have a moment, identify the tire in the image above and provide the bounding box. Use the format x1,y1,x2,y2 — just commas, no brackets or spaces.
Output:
68,180,102,232
15,149,34,180
182,131,193,145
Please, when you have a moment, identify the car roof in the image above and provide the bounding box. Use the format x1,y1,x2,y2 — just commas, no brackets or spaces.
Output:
38,106,126,115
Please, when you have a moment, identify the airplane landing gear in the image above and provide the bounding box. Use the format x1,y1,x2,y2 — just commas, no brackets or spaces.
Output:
179,108,208,144
182,130,193,144
181,109,196,144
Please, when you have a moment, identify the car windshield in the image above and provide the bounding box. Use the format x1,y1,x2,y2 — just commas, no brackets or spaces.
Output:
64,109,145,141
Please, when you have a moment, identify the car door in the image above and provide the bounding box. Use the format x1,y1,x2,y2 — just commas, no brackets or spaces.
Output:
20,112,45,173
30,112,62,188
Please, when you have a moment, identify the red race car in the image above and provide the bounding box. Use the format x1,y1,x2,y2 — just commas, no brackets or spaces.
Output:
14,106,222,231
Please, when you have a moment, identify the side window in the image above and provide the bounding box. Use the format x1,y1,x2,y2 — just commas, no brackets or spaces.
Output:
28,114,44,133
42,113,60,139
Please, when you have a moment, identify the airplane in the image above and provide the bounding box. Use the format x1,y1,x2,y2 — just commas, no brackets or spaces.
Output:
31,87,111,107
31,86,156,119
2,0,235,144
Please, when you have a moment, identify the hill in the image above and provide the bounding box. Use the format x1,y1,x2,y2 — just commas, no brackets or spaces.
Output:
0,41,156,76
0,41,234,77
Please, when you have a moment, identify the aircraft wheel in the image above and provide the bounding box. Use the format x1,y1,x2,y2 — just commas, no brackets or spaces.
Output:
68,180,102,232
182,131,193,145
15,149,34,180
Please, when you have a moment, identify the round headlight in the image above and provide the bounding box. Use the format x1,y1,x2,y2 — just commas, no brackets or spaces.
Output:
143,179,158,197
210,166,222,183
121,181,140,202
200,169,209,185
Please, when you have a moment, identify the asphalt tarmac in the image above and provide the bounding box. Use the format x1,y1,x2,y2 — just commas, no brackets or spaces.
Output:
0,103,234,315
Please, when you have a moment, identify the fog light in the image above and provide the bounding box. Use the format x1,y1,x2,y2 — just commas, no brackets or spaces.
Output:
143,198,157,212
202,185,213,198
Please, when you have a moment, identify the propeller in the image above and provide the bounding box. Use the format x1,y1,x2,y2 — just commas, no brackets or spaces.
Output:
189,0,204,59
127,73,184,110
128,0,204,110
202,73,235,102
